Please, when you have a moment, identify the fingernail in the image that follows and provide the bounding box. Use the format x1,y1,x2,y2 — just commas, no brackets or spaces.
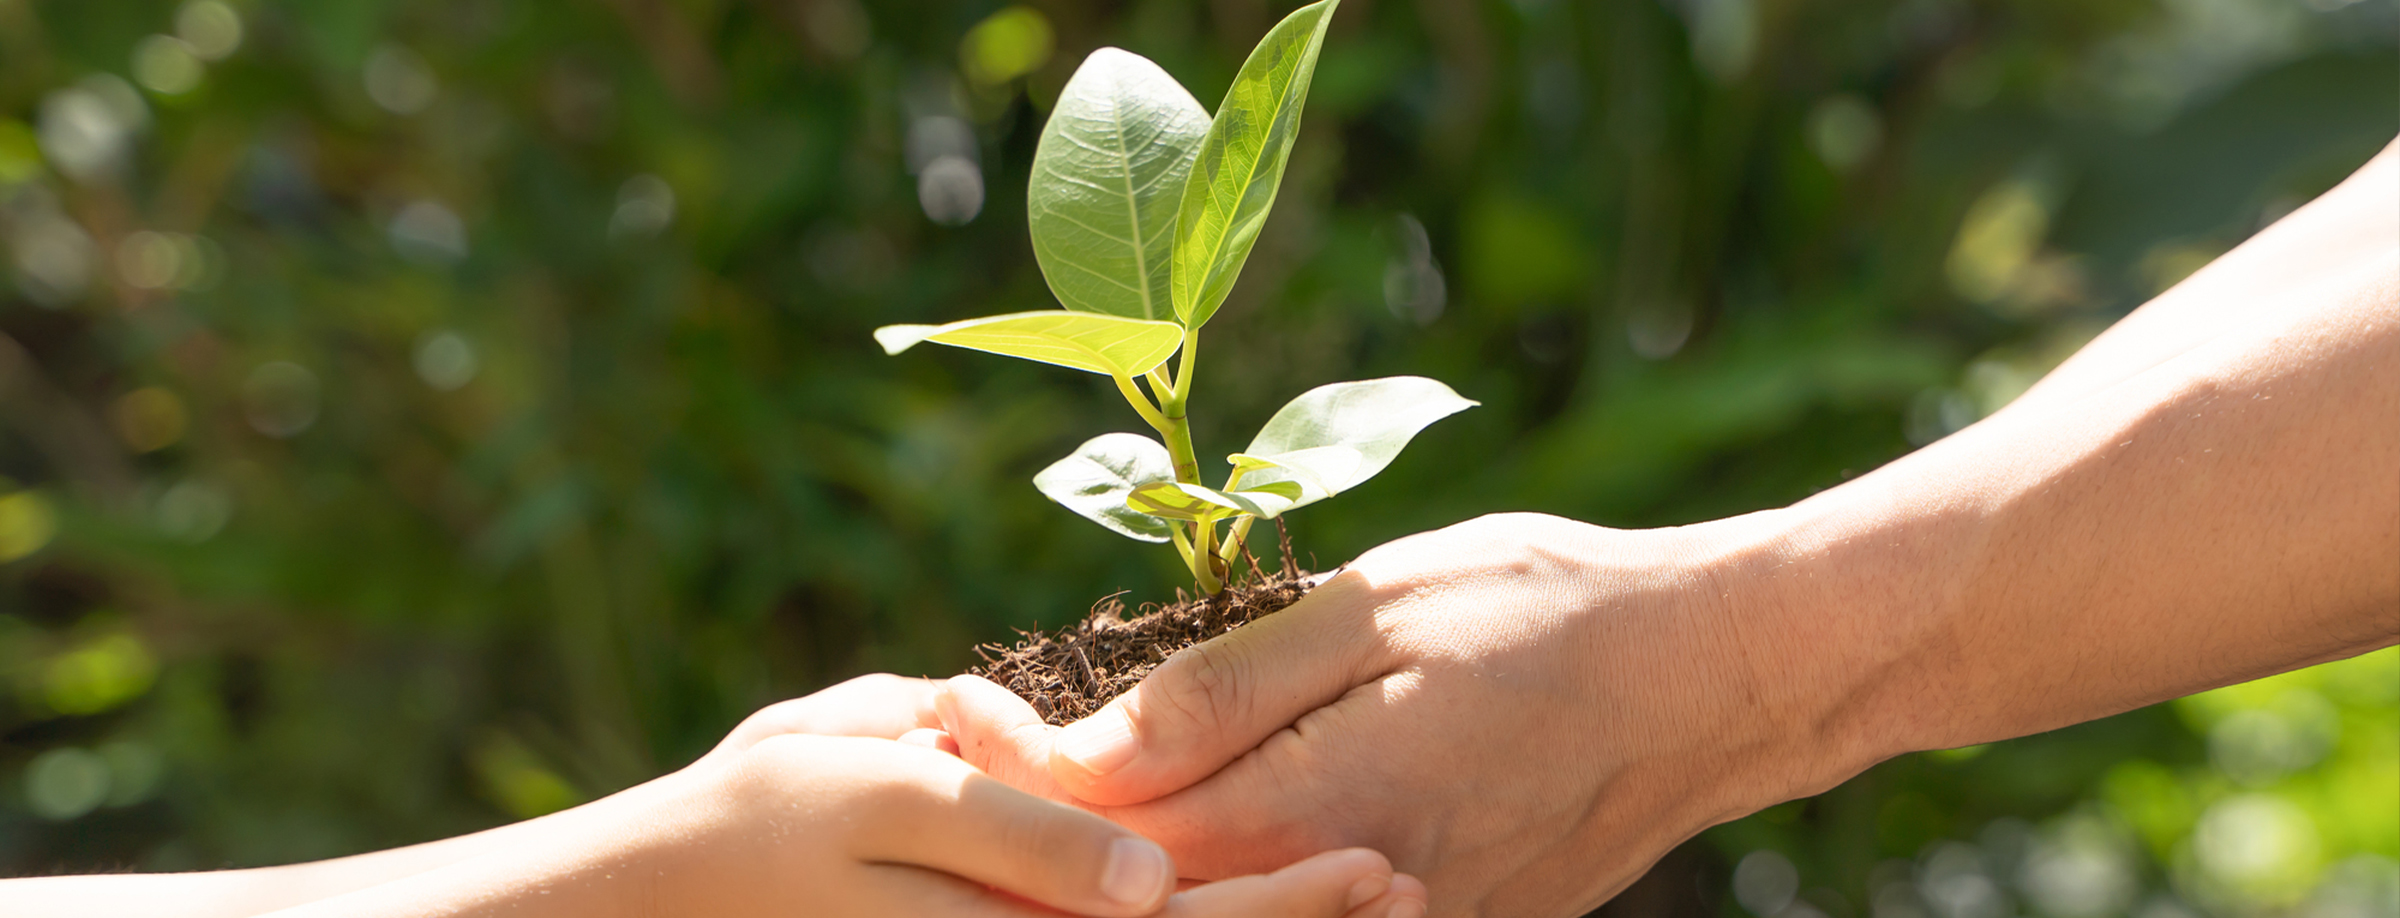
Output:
1056,706,1139,776
1387,899,1425,918
1346,874,1391,909
1099,836,1172,907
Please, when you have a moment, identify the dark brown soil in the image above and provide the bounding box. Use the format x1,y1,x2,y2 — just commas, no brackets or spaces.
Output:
971,537,1313,725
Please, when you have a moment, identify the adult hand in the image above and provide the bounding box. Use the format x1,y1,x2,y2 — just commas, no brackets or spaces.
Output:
947,514,1812,916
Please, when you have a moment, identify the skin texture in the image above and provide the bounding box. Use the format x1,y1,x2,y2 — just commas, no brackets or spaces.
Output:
2,674,1429,918
972,139,2400,917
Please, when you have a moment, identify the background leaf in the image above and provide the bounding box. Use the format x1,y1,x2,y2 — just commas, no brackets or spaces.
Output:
1234,376,1475,510
1169,0,1340,329
1032,433,1176,542
875,311,1184,377
1029,49,1210,321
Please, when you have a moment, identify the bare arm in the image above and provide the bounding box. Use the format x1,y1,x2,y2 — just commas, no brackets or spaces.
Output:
991,140,2400,916
1766,139,2400,782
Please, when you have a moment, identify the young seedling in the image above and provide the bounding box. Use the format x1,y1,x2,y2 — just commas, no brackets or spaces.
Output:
876,0,1472,594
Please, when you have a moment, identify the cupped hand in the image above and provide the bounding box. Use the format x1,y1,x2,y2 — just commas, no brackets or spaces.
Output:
654,732,1419,917
650,672,1428,918
957,513,1839,916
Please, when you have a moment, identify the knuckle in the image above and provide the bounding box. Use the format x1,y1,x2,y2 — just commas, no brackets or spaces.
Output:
1149,640,1249,736
997,801,1084,869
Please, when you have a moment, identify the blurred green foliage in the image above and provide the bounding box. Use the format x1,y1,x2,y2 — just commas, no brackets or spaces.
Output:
0,0,2390,914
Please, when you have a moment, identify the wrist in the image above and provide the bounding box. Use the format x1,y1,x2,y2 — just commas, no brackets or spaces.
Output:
1678,497,1963,811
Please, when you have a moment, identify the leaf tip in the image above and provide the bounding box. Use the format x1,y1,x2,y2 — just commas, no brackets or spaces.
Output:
872,324,935,355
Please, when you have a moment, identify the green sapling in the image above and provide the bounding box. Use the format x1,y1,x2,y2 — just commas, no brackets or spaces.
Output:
875,0,1474,594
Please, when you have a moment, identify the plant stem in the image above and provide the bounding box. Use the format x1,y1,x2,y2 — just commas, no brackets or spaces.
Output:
1169,522,1196,572
1169,330,1199,407
1217,515,1256,568
1157,342,1202,488
1153,332,1223,593
1191,515,1224,592
1113,374,1170,432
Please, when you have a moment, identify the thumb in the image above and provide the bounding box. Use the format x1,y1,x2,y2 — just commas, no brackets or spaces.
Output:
938,674,1075,802
1048,573,1394,806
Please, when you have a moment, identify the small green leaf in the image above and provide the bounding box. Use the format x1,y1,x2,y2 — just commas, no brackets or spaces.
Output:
1127,480,1296,521
1029,49,1209,321
873,311,1185,377
1169,0,1341,330
1233,376,1476,511
1033,433,1176,542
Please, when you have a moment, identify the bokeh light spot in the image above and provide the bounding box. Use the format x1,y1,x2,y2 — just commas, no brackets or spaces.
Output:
175,0,244,61
1735,849,1801,916
37,75,150,184
132,35,205,96
917,155,984,226
116,229,184,288
389,200,467,263
413,330,479,391
156,479,233,542
25,747,110,821
1808,94,1884,172
242,361,321,437
43,633,159,716
110,386,188,452
960,6,1054,87
608,174,675,240
1947,179,2050,306
365,44,439,115
0,490,58,562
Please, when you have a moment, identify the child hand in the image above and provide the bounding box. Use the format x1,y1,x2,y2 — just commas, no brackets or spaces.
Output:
654,731,1417,916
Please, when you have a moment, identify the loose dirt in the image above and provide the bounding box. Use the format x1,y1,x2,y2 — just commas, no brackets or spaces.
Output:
970,532,1313,725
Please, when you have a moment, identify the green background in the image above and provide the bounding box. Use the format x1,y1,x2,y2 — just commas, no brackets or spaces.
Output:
0,0,2391,915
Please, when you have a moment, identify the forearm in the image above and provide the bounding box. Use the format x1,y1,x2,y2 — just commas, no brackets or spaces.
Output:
249,772,709,918
1753,247,2399,781
1,777,672,918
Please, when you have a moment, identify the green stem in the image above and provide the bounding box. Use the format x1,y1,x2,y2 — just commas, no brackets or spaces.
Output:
1169,522,1196,572
1113,374,1170,432
1162,334,1221,592
1158,348,1201,487
1217,515,1256,568
1191,515,1224,592
1169,330,1199,407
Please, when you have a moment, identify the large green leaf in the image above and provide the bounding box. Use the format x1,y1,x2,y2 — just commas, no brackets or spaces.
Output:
873,311,1184,377
1028,48,1209,321
1232,376,1476,510
1169,0,1340,330
1032,433,1176,542
1126,480,1300,521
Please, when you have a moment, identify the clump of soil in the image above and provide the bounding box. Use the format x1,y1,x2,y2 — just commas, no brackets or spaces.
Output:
972,532,1313,725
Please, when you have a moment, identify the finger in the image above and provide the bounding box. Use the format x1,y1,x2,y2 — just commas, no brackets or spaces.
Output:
898,727,960,756
1049,573,1395,806
841,740,1179,917
1371,874,1430,918
939,675,1074,802
1159,848,1399,918
849,861,1084,918
723,674,943,750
